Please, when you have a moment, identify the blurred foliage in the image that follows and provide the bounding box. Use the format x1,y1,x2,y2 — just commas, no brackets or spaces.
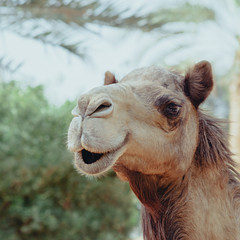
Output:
143,3,215,33
1,0,240,75
0,0,218,61
0,0,145,59
0,80,138,240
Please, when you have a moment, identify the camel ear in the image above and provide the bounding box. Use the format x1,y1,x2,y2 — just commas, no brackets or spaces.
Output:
183,61,213,108
104,71,117,85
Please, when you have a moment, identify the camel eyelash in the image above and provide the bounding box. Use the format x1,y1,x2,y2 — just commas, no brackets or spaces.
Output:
163,103,182,118
155,96,182,113
155,96,174,107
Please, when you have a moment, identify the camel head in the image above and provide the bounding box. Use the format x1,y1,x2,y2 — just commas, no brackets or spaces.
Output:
67,61,213,180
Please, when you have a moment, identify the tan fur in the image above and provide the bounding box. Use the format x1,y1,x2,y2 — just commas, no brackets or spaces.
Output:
67,61,240,240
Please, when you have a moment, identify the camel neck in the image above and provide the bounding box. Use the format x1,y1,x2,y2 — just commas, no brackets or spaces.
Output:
128,167,239,240
126,171,189,239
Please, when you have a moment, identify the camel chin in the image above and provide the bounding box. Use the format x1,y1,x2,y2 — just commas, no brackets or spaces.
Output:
74,142,127,177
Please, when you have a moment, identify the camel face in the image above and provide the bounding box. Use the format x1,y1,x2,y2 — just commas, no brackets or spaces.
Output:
68,62,212,178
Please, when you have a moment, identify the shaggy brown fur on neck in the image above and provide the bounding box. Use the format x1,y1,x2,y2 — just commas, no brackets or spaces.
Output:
195,111,232,167
114,166,190,240
195,111,240,190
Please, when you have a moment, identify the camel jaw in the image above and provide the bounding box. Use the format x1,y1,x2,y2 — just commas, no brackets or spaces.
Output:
74,142,128,176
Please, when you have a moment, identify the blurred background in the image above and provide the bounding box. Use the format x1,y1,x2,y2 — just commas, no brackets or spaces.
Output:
0,0,240,239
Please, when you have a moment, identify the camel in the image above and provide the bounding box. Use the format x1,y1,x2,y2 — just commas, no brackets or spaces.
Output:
67,61,240,240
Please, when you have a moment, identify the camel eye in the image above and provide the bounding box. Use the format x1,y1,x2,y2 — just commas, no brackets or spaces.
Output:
164,103,181,117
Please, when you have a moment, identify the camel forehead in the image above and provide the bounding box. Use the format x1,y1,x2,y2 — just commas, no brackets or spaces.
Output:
120,66,185,103
121,65,183,86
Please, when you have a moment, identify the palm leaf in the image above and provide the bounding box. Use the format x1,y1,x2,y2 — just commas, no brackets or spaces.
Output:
140,2,216,32
0,1,217,55
0,56,23,73
0,0,221,68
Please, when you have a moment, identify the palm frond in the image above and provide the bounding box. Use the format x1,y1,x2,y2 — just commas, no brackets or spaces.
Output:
2,18,89,59
0,0,146,58
0,56,23,73
140,3,216,32
0,0,217,56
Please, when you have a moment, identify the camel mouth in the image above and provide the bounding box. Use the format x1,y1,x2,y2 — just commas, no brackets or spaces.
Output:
81,149,105,164
74,134,129,176
75,148,122,176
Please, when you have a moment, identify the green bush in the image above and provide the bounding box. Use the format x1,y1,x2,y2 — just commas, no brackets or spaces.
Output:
0,81,138,240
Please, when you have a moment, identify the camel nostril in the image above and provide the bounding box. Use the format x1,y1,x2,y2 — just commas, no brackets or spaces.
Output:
88,99,113,118
94,102,112,113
